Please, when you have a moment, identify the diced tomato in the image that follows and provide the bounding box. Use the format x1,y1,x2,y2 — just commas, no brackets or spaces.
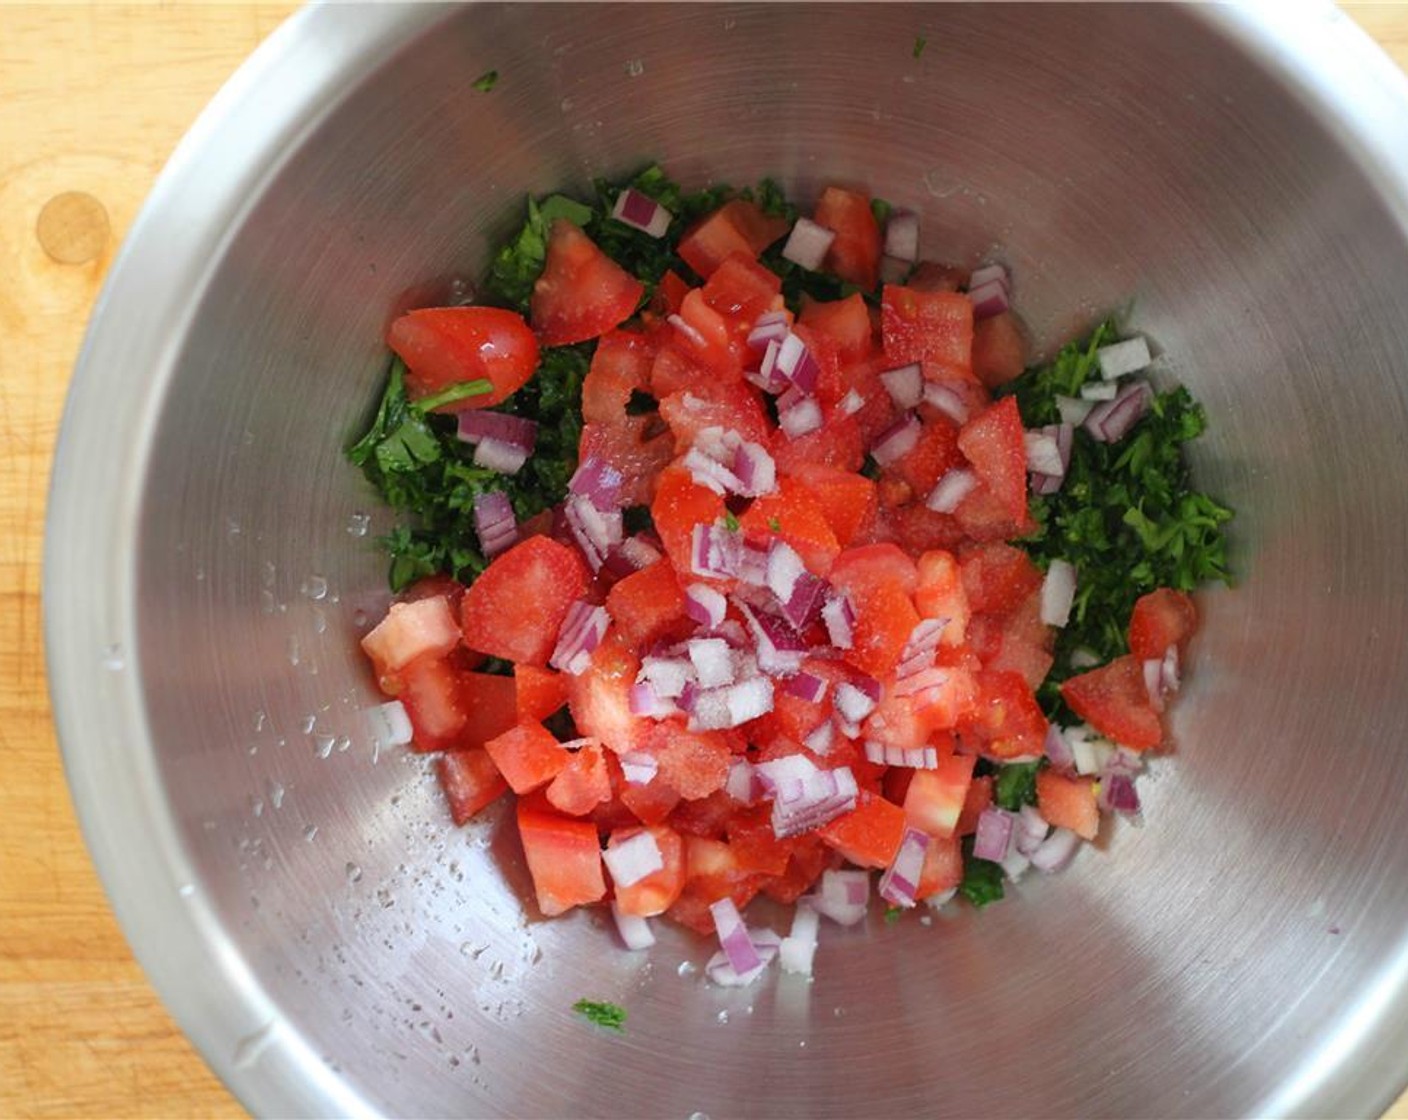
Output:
957,396,1028,523
915,549,970,646
658,378,769,451
610,825,687,916
739,477,842,575
959,541,1044,615
814,187,882,291
1128,588,1198,660
702,252,783,330
620,774,683,826
545,743,612,816
666,835,764,934
959,670,1048,760
800,293,873,364
828,544,921,677
669,288,741,374
567,631,646,755
884,503,965,556
953,773,993,836
764,658,853,743
881,286,974,379
1060,655,1163,750
889,416,963,499
971,311,1029,388
648,722,732,800
460,536,591,666
649,269,690,320
834,354,898,445
437,749,509,825
769,411,867,476
517,798,607,916
907,261,969,293
903,752,976,839
982,593,1055,690
531,220,643,346
785,462,878,548
818,791,907,869
954,477,1036,542
387,306,540,410
1036,769,1099,841
669,788,738,839
726,806,794,876
581,329,655,425
605,560,692,650
483,722,570,795
399,654,467,752
398,573,468,610
650,466,728,582
759,836,835,904
648,342,709,399
915,833,964,900
361,596,462,682
515,664,569,722
457,671,519,750
578,418,674,509
677,199,789,279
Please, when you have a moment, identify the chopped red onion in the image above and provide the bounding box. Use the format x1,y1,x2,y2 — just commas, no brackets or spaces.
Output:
786,671,829,704
822,593,855,650
569,455,624,511
834,681,878,724
1044,723,1075,770
628,681,677,719
835,715,861,742
898,744,939,769
614,534,663,572
612,187,673,237
1015,805,1050,857
811,868,870,925
1040,559,1077,627
782,217,837,271
1143,657,1167,713
688,676,774,731
737,602,806,676
771,766,858,839
879,363,924,409
1030,827,1082,873
1056,394,1096,426
1070,727,1113,776
1103,745,1145,778
668,312,708,350
781,571,826,630
472,437,530,475
903,618,945,661
639,655,693,699
457,409,538,451
778,394,823,439
690,521,742,579
549,600,609,675
747,311,791,351
754,753,818,794
683,583,728,629
619,751,659,786
967,279,1009,320
687,638,735,688
775,333,820,394
683,446,745,496
710,897,762,976
732,440,777,497
1099,773,1141,815
973,808,1015,862
1000,846,1032,882
779,901,820,976
736,543,771,588
603,830,664,888
564,494,623,571
968,263,1010,292
863,740,886,766
878,826,929,908
803,720,835,755
838,388,866,417
705,928,780,987
893,667,951,707
1031,472,1063,496
725,757,762,804
611,902,656,951
922,381,972,424
472,491,518,558
1080,379,1119,402
1024,430,1064,477
1096,336,1151,380
927,468,978,514
883,210,920,263
1085,381,1153,443
745,342,788,394
1162,645,1181,693
765,540,806,606
870,412,921,467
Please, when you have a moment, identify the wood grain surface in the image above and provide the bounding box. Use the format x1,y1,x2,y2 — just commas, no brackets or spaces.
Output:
1,5,1404,1118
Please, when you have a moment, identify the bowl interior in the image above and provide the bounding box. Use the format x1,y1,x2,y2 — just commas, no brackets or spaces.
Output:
48,3,1408,1117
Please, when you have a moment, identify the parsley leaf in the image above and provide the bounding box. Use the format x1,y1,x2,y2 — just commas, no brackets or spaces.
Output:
884,905,903,925
722,510,741,533
482,194,594,312
913,34,928,59
993,761,1042,811
573,998,626,1032
472,70,499,93
959,838,1005,908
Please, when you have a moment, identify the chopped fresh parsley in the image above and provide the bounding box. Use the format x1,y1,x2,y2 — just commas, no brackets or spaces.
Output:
884,905,903,925
959,838,1005,908
913,34,928,59
573,998,626,1032
1003,320,1233,719
993,761,1042,811
472,70,499,93
722,510,740,533
768,517,782,532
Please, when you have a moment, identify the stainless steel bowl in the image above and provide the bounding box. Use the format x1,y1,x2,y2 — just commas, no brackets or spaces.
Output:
44,4,1408,1116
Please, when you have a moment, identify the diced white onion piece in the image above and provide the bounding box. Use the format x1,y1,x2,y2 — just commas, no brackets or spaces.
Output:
880,255,911,286
779,902,821,976
688,638,735,688
619,751,659,786
1080,379,1119,401
870,413,921,467
838,388,865,417
778,395,823,439
803,720,835,755
765,539,805,604
725,757,761,804
821,593,855,650
967,280,1009,320
782,217,837,271
833,681,878,723
603,830,664,888
611,903,657,950
1030,827,1082,873
1024,431,1064,477
628,681,678,719
1056,394,1096,425
1070,729,1114,776
639,655,694,698
688,677,774,731
612,187,673,237
923,381,972,424
878,827,929,908
366,699,414,748
1097,336,1152,380
683,583,728,629
879,363,924,409
927,468,978,514
1040,559,1077,627
883,210,920,263
968,263,1010,292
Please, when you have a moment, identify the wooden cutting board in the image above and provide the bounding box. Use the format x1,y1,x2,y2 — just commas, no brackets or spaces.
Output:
1,5,1405,1117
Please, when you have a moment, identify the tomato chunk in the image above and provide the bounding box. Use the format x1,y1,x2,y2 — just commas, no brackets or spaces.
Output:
460,536,591,666
483,722,570,795
1060,655,1163,750
678,199,789,279
814,187,883,292
959,670,1048,760
458,671,520,751
881,285,974,379
800,293,873,365
903,753,976,840
739,477,842,576
531,220,644,346
610,825,687,916
387,306,539,410
437,749,508,825
605,560,692,650
971,311,1028,389
828,544,921,677
399,655,467,752
916,833,964,900
650,466,727,582
361,595,462,681
517,798,607,916
545,743,613,816
515,664,569,722
957,396,1028,523
817,792,907,868
1036,769,1099,841
1129,588,1198,660
785,462,879,548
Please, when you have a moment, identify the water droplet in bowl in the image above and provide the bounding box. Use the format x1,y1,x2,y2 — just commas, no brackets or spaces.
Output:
347,512,371,537
624,59,644,78
101,644,125,671
346,862,363,884
302,575,328,600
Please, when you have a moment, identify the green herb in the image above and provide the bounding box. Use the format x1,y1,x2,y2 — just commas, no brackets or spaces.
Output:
913,34,928,59
722,510,741,533
573,998,627,1032
472,70,499,93
959,838,1005,908
993,761,1042,811
884,905,903,925
483,194,595,312
1003,320,1233,720
869,197,893,228
412,378,493,412
768,517,781,532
